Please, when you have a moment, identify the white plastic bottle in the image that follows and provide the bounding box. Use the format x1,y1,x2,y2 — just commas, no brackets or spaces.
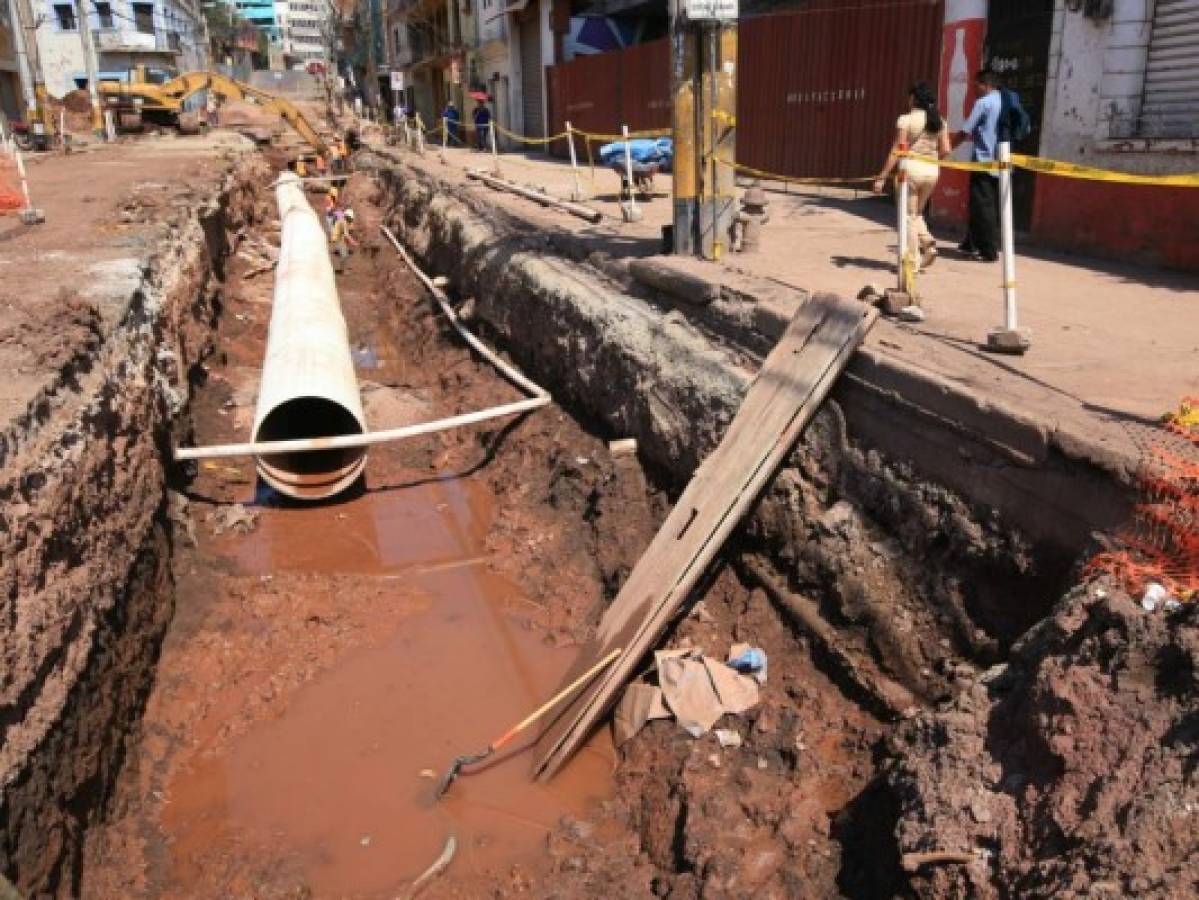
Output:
946,28,970,158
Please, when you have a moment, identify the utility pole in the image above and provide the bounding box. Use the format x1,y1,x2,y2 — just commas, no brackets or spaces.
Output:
670,0,737,260
74,0,105,138
669,0,697,256
5,0,38,122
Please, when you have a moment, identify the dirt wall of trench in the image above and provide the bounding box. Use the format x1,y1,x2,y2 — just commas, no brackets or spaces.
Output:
371,158,1124,662
0,156,270,896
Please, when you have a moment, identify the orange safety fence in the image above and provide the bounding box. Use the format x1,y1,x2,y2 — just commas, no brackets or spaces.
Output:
1086,397,1199,601
0,156,25,212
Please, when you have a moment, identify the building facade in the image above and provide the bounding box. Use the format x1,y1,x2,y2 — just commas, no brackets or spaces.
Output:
1,0,22,121
931,0,1198,270
279,0,333,67
34,0,209,95
1032,0,1198,268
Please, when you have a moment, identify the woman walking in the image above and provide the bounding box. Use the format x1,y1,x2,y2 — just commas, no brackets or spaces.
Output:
873,83,951,274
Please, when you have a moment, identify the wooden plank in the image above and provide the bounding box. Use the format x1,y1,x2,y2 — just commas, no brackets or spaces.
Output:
533,292,877,779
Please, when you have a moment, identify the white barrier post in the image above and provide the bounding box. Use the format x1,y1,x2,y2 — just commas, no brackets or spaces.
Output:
442,116,448,149
566,120,582,201
415,113,426,155
896,156,909,294
985,141,1030,354
104,110,117,143
489,121,500,174
15,148,31,208
621,124,641,222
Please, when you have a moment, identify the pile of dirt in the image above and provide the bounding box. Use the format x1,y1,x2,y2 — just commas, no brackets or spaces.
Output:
48,91,96,134
0,288,102,372
886,580,1198,897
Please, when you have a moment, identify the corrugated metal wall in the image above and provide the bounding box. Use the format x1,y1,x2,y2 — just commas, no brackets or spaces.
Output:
546,0,943,179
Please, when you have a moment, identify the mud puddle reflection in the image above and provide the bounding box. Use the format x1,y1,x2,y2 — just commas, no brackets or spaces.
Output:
167,475,613,897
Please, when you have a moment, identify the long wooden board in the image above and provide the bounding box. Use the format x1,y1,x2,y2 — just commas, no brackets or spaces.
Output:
533,292,877,779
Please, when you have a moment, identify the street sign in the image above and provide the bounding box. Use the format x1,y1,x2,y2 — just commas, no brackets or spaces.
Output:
685,0,737,20
389,71,405,91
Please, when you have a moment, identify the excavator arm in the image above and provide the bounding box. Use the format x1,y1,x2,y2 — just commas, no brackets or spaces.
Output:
99,71,329,156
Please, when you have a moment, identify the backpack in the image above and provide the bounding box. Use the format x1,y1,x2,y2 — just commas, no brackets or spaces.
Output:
1000,88,1032,143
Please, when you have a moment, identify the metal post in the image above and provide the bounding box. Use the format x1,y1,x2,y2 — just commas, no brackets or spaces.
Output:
695,19,737,260
415,113,426,155
488,121,500,173
442,116,448,148
74,0,105,139
985,141,1030,354
104,109,116,142
565,120,582,201
5,0,39,124
670,0,697,255
621,123,640,221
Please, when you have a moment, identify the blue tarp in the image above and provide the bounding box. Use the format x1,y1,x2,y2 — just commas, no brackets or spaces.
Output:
599,138,673,173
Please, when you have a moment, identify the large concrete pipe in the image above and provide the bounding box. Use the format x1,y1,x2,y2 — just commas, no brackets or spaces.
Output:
251,172,367,499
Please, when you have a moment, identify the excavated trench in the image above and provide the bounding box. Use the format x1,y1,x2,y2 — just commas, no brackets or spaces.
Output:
4,150,1195,899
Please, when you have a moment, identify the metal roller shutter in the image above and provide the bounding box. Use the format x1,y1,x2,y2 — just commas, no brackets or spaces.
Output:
1141,0,1199,138
519,7,544,139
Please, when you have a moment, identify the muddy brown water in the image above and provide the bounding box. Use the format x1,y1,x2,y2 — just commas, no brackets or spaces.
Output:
166,484,613,896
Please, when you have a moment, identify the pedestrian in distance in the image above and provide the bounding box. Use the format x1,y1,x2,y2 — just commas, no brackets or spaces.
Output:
442,100,461,145
873,82,952,273
953,70,1003,262
472,101,492,152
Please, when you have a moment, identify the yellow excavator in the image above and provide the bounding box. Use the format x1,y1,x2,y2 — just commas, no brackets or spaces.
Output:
98,68,329,156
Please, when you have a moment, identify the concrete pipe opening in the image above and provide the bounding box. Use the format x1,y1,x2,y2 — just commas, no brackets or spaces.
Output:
253,397,367,499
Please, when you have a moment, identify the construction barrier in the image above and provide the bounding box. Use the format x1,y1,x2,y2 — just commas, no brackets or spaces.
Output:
1087,398,1199,602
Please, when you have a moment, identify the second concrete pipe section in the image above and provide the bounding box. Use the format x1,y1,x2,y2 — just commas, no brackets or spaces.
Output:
251,172,367,500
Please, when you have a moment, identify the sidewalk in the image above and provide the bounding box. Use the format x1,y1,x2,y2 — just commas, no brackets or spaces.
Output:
0,132,254,428
394,142,1199,452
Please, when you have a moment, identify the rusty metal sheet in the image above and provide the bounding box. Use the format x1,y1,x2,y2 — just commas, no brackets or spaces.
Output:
546,1,943,178
620,40,672,135
739,0,944,180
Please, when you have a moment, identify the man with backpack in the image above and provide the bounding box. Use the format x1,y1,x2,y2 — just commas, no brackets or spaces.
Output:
953,70,1003,262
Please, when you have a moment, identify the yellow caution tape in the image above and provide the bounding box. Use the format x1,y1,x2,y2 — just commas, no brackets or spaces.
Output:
903,152,1004,173
574,127,670,142
493,122,569,145
1011,153,1199,187
714,156,875,185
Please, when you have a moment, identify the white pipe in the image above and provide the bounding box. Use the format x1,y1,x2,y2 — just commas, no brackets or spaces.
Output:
380,225,550,404
14,149,31,209
566,120,582,200
249,172,368,499
622,123,637,217
173,222,551,463
998,140,1018,330
465,169,602,223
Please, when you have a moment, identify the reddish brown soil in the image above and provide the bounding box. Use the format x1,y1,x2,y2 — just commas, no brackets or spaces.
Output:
73,163,1197,900
887,579,1199,899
